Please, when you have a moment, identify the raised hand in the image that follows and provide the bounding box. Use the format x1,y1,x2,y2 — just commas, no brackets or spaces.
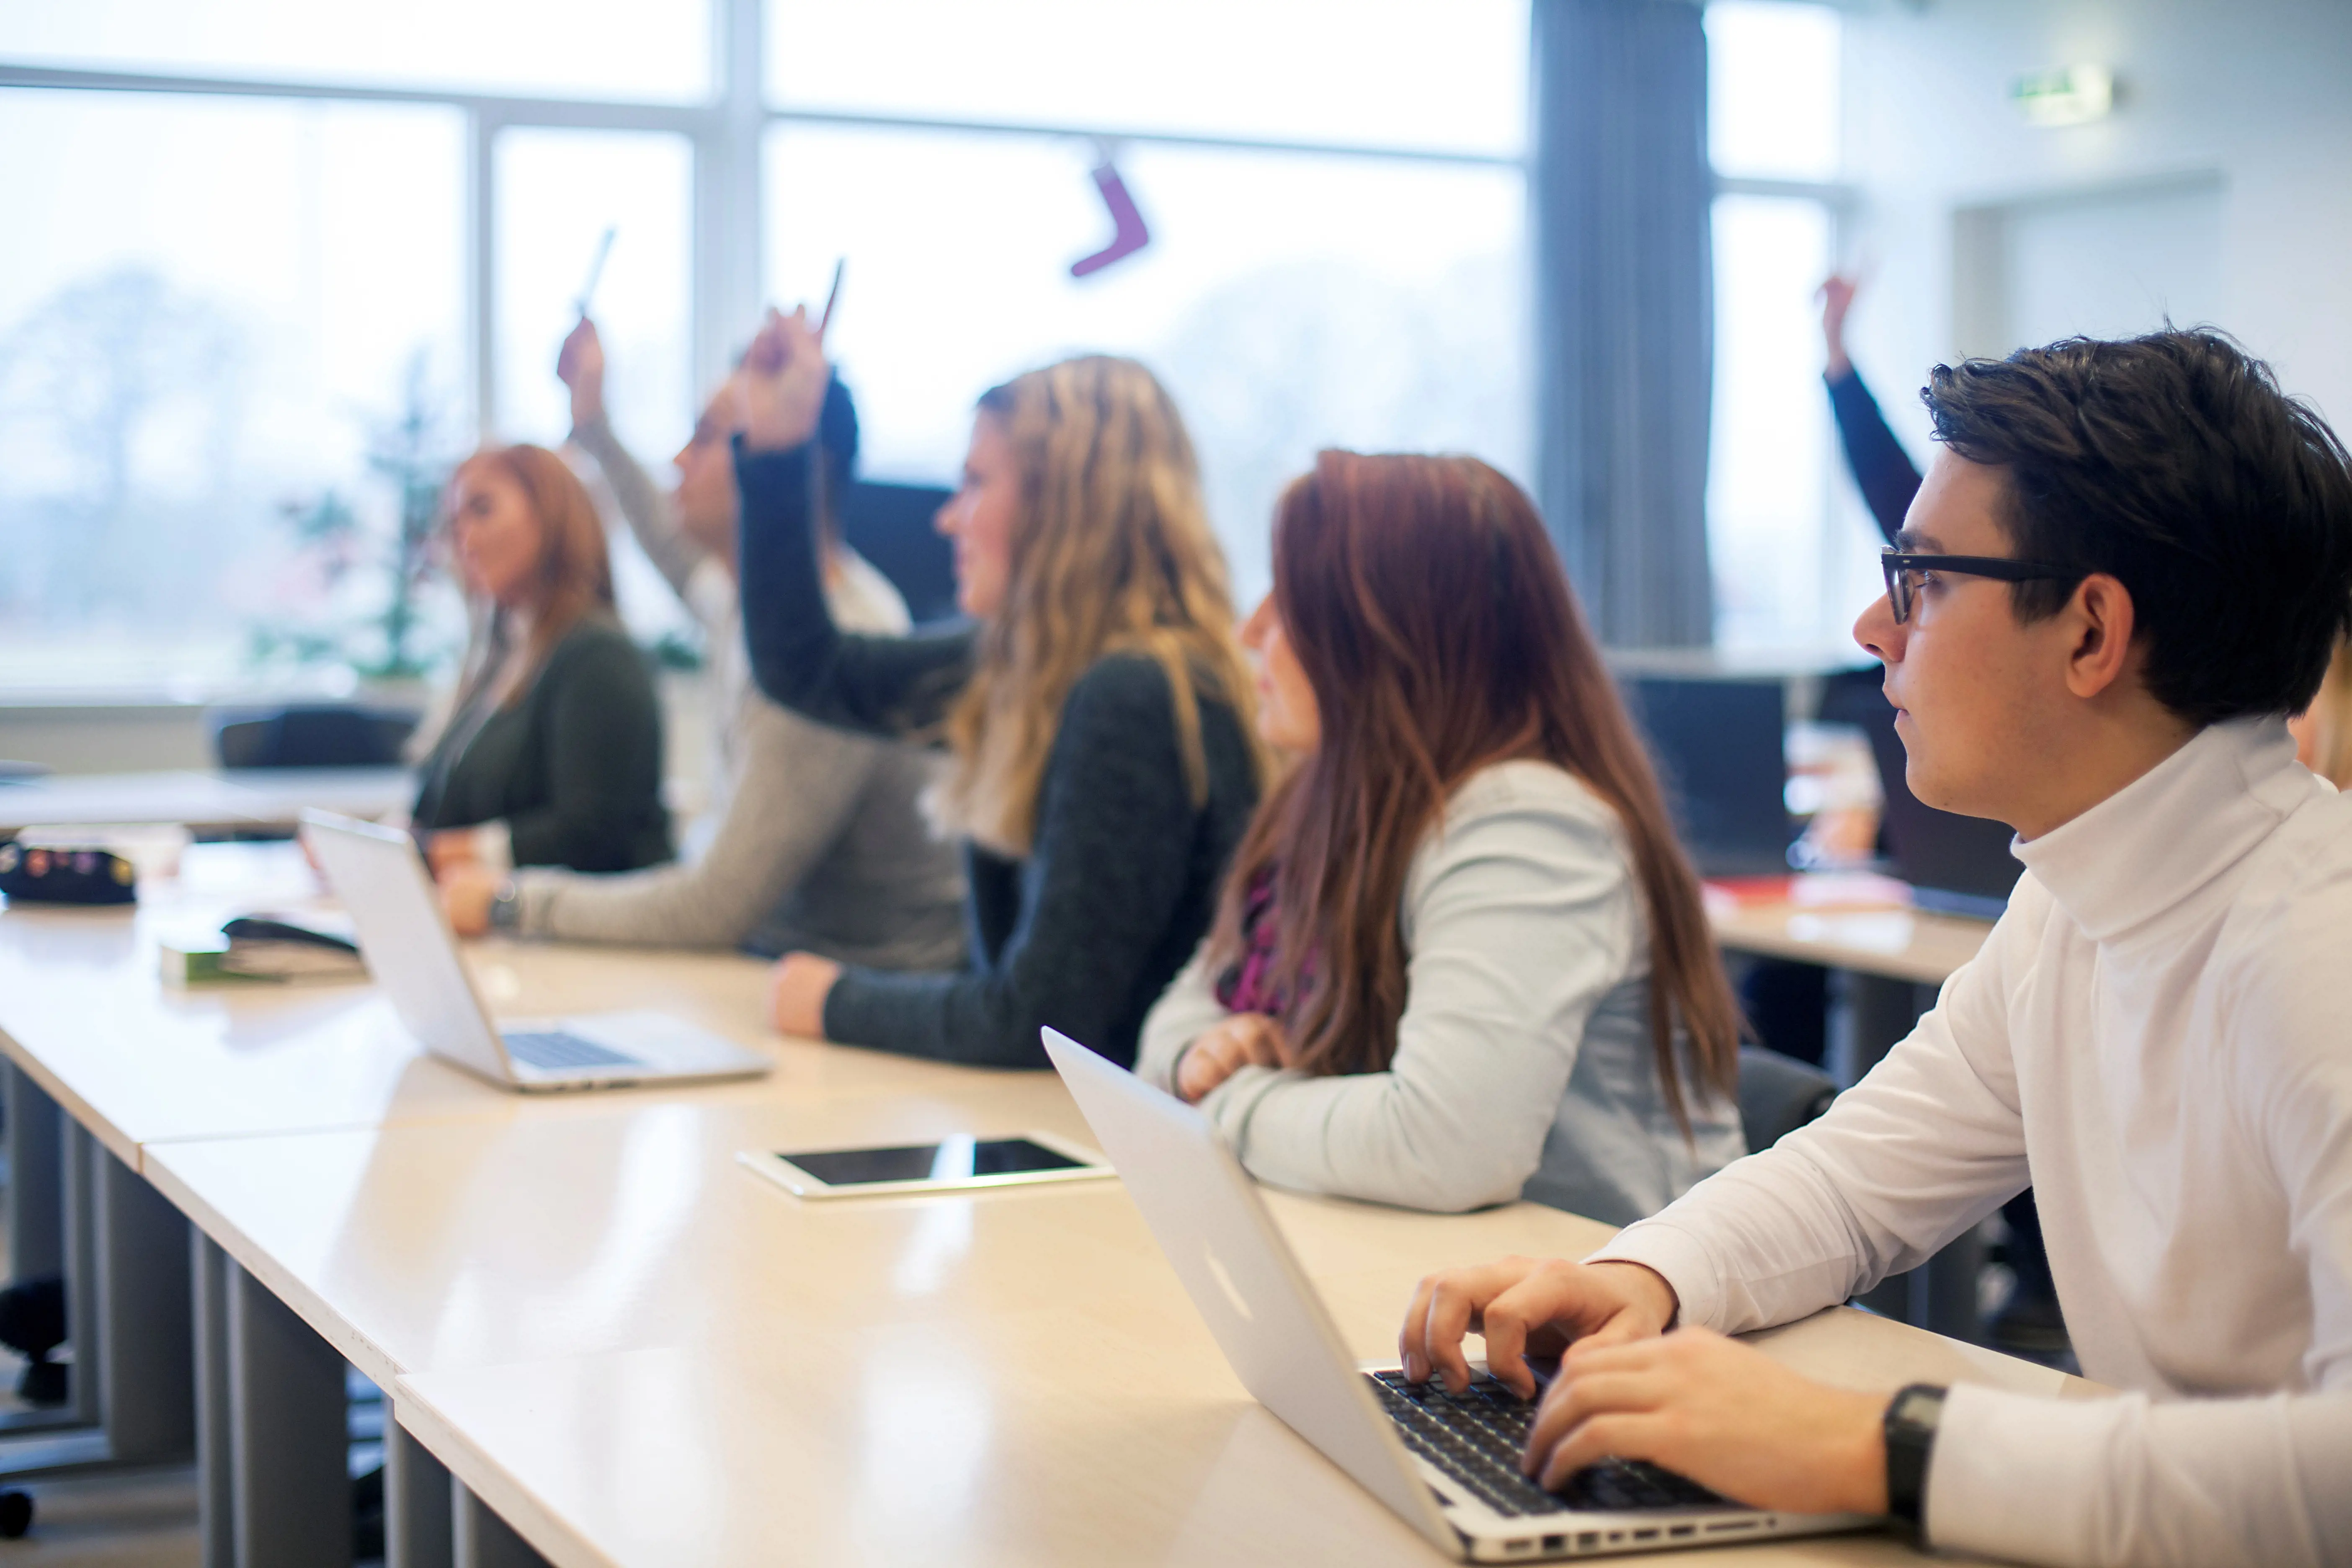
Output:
1817,273,1859,379
557,317,607,431
736,306,831,454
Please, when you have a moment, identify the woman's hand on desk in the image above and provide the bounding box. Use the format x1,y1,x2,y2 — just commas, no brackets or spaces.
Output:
769,951,842,1039
1174,1013,1287,1103
736,306,830,454
423,829,484,876
440,863,499,936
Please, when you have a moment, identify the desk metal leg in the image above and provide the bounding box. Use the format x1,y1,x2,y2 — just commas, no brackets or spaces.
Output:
226,1261,351,1568
4,1064,62,1284
0,1116,196,1472
92,1139,193,1461
1827,972,1940,1088
453,1484,552,1568
388,1421,454,1568
195,1235,233,1568
61,1122,103,1432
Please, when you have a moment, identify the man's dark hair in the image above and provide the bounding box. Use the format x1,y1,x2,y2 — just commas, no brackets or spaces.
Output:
1921,329,2352,724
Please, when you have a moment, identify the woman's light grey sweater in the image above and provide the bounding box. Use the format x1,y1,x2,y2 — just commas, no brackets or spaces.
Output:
1135,760,1744,1224
509,416,965,967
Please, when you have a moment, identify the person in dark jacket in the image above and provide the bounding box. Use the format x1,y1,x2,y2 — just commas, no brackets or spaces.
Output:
1820,272,1923,543
734,306,1263,1069
412,443,668,877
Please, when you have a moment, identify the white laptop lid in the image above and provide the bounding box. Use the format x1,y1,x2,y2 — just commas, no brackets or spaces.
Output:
1041,1028,1458,1555
301,810,515,1083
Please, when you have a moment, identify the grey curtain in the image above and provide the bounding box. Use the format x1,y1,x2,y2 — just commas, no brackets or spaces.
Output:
1530,0,1715,648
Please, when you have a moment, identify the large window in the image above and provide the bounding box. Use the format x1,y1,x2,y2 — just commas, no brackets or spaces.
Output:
3,0,1862,693
0,0,712,102
764,0,1529,605
769,128,1524,603
0,2,1526,696
0,89,467,693
1704,1,1869,652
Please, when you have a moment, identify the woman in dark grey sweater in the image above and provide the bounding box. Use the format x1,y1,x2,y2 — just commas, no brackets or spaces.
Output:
413,444,669,876
736,308,1261,1069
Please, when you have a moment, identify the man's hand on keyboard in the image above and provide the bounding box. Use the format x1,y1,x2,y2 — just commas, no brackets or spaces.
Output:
1399,1256,1679,1400
1524,1326,1889,1516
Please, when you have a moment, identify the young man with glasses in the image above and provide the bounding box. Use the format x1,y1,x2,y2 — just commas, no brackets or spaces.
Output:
1399,330,2352,1566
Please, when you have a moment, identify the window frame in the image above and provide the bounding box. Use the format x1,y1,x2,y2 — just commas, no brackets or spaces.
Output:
0,0,1857,690
1,0,1524,452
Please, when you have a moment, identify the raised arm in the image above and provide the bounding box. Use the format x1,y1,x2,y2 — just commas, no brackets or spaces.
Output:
732,307,973,738
1190,773,1645,1213
820,656,1214,1068
1818,273,1923,542
733,442,973,736
559,317,709,597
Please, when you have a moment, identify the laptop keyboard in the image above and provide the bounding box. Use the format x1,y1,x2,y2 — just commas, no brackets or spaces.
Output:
501,1030,638,1071
1367,1370,1726,1520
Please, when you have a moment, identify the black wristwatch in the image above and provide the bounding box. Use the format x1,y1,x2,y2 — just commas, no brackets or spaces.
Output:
1883,1383,1947,1537
487,880,523,934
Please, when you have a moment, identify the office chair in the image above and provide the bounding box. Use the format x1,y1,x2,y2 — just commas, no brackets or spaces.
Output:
1736,1045,1839,1153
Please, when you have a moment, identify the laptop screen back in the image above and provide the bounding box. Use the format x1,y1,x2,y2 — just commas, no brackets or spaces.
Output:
300,812,513,1080
1622,676,1795,878
1041,1029,1458,1554
1824,669,2022,918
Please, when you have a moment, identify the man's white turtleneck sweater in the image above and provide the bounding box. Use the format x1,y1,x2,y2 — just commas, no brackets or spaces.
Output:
1589,717,2352,1568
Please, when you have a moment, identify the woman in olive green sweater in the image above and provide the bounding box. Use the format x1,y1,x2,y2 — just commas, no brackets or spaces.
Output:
412,443,669,875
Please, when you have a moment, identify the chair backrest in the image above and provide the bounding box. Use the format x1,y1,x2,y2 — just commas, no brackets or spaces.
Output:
1736,1045,1838,1153
839,480,958,623
211,704,420,770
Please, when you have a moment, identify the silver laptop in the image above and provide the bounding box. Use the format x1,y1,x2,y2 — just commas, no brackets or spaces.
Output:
1040,1028,1873,1561
302,811,771,1091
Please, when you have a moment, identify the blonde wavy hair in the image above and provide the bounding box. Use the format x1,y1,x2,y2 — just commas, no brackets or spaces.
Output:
933,356,1260,854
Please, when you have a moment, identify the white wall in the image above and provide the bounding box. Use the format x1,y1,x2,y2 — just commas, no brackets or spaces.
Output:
1837,0,2352,456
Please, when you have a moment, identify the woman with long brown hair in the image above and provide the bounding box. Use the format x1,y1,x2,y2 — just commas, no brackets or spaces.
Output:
731,307,1262,1067
1136,451,1744,1221
412,443,669,875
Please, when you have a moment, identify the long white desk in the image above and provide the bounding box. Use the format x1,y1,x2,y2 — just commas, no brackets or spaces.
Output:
0,767,413,836
0,843,979,1172
0,845,2085,1566
1705,874,1992,990
151,1099,2071,1568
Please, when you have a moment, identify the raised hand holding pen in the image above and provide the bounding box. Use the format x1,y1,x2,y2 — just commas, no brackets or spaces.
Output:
556,316,607,433
736,305,830,454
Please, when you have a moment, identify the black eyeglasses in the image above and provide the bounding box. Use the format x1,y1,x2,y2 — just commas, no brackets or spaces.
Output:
1879,550,2086,624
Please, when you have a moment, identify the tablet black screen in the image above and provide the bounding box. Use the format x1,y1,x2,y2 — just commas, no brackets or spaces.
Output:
779,1137,1083,1187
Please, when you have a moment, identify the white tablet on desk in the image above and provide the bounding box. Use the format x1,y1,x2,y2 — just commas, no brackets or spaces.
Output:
736,1132,1114,1199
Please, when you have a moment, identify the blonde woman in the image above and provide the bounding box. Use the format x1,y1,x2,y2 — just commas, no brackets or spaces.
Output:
413,444,668,874
734,307,1261,1067
2291,634,2352,787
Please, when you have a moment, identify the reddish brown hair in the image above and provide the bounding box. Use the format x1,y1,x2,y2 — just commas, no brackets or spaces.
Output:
444,443,617,712
1207,452,1740,1131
